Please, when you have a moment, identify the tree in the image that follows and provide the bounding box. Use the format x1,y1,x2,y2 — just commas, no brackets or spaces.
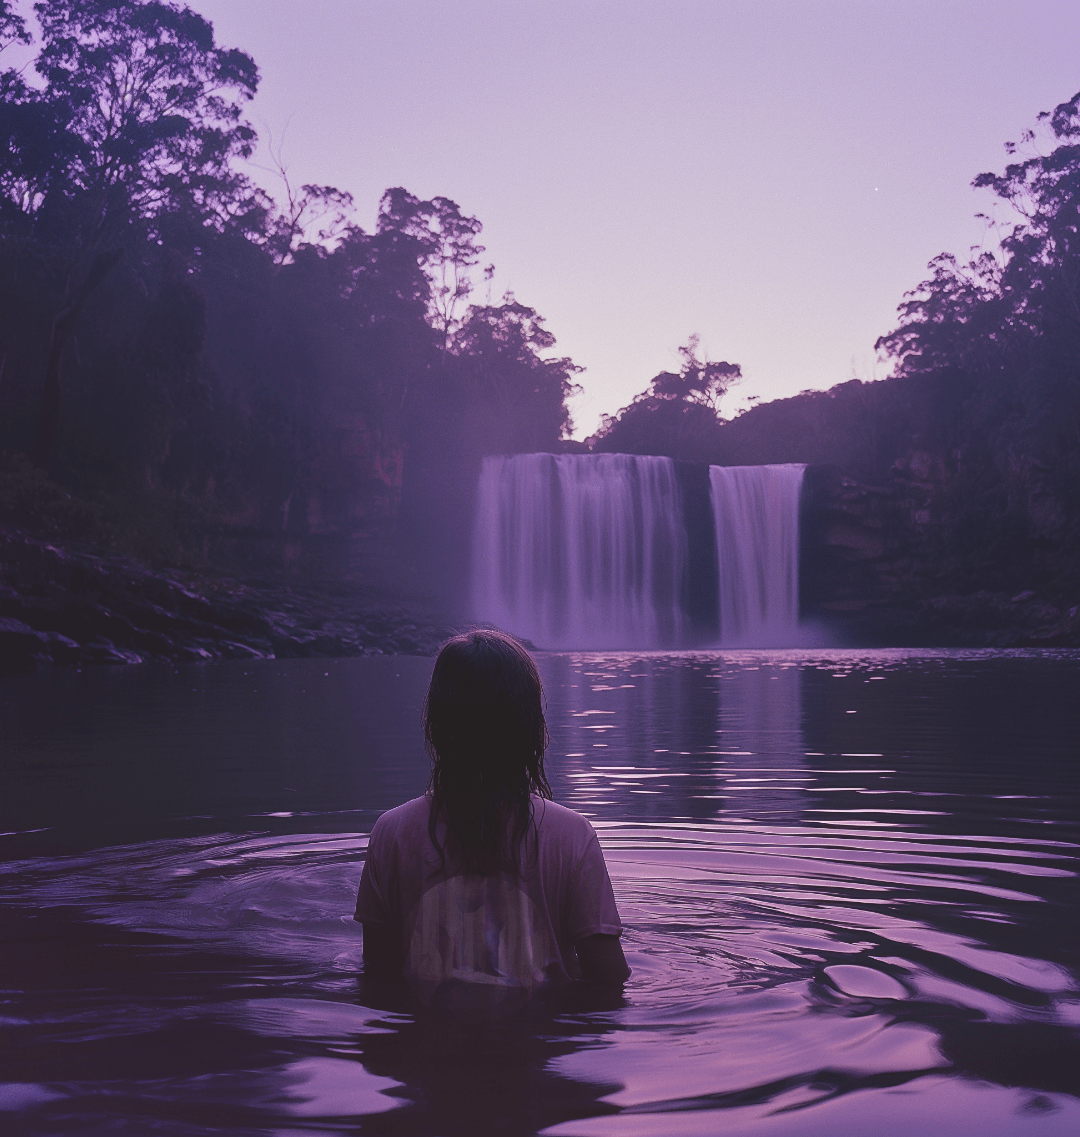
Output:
451,295,581,450
876,90,1080,423
661,334,741,412
377,187,492,350
593,336,740,461
27,0,260,243
0,0,27,48
1,0,261,467
256,133,357,264
874,89,1080,590
0,0,584,587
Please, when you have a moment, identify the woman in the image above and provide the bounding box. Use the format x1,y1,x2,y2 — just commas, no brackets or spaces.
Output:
355,629,629,987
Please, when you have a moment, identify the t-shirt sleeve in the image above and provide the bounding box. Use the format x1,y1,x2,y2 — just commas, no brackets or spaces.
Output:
354,821,389,925
565,830,623,943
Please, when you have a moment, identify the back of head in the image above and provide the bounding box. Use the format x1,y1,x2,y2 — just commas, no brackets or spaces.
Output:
424,629,551,875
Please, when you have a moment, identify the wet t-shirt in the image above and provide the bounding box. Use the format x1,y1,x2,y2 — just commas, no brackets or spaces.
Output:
355,795,622,985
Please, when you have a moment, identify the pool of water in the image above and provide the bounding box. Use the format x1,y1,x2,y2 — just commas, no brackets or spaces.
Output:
2,650,1078,1135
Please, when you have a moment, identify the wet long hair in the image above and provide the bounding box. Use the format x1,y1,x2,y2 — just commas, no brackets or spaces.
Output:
424,629,552,876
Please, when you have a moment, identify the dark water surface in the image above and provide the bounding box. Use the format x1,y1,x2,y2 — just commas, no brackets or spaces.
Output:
2,650,1078,1135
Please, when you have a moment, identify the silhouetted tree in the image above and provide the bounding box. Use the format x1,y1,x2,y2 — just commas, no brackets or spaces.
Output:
874,89,1080,587
377,187,492,350
0,0,27,47
25,0,260,242
451,295,581,450
1,0,261,468
0,0,582,583
593,335,740,461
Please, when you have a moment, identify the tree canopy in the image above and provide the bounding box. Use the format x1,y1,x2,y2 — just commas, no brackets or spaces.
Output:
0,0,579,582
5,0,1077,601
2,0,262,250
593,335,740,461
869,91,1080,583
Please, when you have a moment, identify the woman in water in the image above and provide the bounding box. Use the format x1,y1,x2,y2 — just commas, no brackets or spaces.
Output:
355,629,629,987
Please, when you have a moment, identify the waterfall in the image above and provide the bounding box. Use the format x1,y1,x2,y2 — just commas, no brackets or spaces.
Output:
471,453,686,650
471,454,805,650
710,464,805,646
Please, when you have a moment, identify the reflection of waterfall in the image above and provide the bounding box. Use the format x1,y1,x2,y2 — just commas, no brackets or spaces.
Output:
710,464,805,647
539,654,806,825
471,453,686,650
717,664,806,821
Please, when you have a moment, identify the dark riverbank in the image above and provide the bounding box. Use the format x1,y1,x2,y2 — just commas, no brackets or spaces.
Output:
812,592,1080,649
4,523,1078,669
800,465,1080,649
0,527,458,669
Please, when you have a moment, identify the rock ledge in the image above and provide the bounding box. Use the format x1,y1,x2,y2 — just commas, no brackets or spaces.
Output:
0,527,458,668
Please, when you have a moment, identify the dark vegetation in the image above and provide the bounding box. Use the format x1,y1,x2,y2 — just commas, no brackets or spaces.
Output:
0,0,577,593
1,0,1078,656
592,336,740,464
595,95,1080,635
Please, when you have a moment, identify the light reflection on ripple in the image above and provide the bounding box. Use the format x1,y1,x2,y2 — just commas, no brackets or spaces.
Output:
601,822,1076,1009
1,649,1078,1134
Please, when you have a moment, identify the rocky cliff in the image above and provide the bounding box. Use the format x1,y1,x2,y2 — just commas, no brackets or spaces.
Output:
0,527,456,669
801,459,1080,647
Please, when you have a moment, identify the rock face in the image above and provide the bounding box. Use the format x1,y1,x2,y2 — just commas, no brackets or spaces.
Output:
800,463,1080,647
6,447,1079,665
923,592,1080,647
0,527,458,669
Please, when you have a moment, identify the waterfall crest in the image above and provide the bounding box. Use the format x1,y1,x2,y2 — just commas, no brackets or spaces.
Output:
710,463,805,646
471,453,686,650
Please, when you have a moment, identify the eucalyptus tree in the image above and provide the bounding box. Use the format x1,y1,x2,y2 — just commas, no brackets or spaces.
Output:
0,0,261,467
24,0,259,242
377,187,492,352
875,89,1080,587
594,336,741,462
0,0,583,573
450,295,582,451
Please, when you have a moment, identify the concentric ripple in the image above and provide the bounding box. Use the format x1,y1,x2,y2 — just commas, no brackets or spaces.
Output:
1,649,1077,1135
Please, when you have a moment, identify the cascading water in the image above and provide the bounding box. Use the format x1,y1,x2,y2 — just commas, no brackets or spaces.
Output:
471,454,805,649
710,463,805,646
471,453,686,650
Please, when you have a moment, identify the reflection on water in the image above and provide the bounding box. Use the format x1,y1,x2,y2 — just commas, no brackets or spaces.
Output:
1,650,1079,1135
717,664,805,820
544,656,806,823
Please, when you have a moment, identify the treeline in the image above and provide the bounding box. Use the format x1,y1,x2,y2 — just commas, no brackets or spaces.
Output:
4,0,1078,604
0,0,578,589
596,95,1080,598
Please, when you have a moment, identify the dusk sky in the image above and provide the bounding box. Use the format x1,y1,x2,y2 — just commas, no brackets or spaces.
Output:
191,0,1080,438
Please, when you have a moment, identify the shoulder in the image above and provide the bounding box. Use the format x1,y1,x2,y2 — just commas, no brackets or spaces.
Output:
532,797,600,849
369,795,431,845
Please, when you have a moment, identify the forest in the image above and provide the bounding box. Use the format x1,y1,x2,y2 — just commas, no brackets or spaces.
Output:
0,0,578,597
2,0,1078,619
593,96,1080,606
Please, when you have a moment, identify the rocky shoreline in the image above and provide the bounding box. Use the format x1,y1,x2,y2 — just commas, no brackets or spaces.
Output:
814,591,1080,649
0,527,459,669
802,464,1080,649
3,525,1078,669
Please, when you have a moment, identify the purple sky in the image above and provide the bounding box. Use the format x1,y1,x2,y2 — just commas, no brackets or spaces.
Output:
192,0,1080,438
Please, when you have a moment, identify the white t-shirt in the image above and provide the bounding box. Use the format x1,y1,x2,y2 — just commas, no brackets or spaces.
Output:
355,794,622,986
